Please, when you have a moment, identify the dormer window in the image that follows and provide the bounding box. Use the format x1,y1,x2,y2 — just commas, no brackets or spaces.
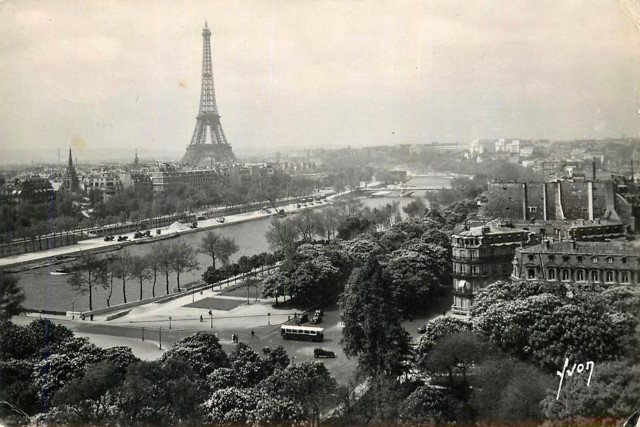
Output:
621,257,628,264
528,255,535,262
606,257,613,264
576,256,583,263
548,255,555,262
562,255,570,262
591,256,599,264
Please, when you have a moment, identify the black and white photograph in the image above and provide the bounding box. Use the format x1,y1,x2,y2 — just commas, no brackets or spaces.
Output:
1,1,640,426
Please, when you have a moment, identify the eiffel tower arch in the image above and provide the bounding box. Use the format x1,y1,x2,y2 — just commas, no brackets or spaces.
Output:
182,22,236,165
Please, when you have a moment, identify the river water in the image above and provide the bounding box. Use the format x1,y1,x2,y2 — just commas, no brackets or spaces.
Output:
16,176,451,312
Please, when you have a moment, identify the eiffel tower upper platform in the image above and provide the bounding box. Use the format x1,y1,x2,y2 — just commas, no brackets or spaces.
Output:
182,22,236,165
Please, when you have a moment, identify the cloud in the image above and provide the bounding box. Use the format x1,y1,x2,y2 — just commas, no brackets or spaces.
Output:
0,0,637,161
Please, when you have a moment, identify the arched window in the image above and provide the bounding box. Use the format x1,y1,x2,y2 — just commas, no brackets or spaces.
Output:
591,270,599,282
591,256,599,264
576,270,585,282
621,271,630,284
547,268,556,280
605,270,614,283
562,269,570,281
606,257,613,264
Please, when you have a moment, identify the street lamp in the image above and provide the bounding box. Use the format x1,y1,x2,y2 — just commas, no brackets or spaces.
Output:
169,316,172,330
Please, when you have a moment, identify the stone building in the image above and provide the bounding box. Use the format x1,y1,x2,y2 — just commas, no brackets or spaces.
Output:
512,240,640,286
480,179,637,231
451,224,534,315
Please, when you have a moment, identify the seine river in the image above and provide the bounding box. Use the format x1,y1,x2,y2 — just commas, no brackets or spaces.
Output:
16,176,451,312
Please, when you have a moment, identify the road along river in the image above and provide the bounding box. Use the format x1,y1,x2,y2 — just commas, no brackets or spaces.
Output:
14,176,451,312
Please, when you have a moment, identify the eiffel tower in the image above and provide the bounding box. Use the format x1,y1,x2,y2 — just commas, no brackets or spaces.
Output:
182,22,235,165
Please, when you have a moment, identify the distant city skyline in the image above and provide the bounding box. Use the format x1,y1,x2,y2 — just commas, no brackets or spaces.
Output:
0,0,638,163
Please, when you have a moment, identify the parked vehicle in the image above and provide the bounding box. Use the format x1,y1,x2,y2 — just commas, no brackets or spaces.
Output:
104,235,114,242
314,348,336,358
133,231,144,239
117,236,128,242
294,314,309,324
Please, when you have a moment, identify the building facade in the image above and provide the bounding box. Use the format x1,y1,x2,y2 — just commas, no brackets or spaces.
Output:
451,224,533,316
512,240,640,286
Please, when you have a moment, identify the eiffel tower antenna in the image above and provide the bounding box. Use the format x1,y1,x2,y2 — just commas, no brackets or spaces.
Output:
182,21,235,165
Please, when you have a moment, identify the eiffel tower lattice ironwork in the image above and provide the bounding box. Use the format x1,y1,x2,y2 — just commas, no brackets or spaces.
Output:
182,22,235,164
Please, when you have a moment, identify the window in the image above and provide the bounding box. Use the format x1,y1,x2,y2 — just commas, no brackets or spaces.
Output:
591,256,599,264
606,257,613,264
548,268,556,280
528,207,537,213
605,270,614,283
548,255,555,262
576,270,585,281
577,256,583,263
621,271,630,284
528,268,536,279
621,257,628,264
562,255,570,262
528,255,535,262
591,270,599,282
562,269,570,281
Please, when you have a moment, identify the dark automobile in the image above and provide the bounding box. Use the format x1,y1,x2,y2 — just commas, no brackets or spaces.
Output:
310,316,322,324
117,236,128,242
314,348,336,358
104,235,114,242
294,314,309,324
262,347,271,355
417,325,427,334
133,231,143,239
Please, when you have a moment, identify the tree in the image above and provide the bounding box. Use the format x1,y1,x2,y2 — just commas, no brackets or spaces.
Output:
265,217,299,255
148,244,163,298
0,272,25,320
473,280,640,372
197,231,239,269
52,361,122,424
384,244,450,314
228,342,271,387
68,253,108,311
118,358,205,425
171,241,199,292
112,251,133,304
415,317,473,365
129,255,151,301
424,332,493,389
340,256,412,380
402,197,427,218
471,358,552,423
541,361,640,420
259,361,337,427
399,385,468,424
161,332,229,377
156,242,174,295
290,209,319,242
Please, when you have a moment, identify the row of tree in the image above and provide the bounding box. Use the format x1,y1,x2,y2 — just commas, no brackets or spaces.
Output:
0,320,339,426
261,205,458,313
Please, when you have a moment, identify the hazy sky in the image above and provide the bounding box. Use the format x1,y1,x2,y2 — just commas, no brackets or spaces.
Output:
0,0,638,162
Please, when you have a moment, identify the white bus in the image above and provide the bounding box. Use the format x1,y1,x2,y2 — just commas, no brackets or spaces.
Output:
280,324,324,342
